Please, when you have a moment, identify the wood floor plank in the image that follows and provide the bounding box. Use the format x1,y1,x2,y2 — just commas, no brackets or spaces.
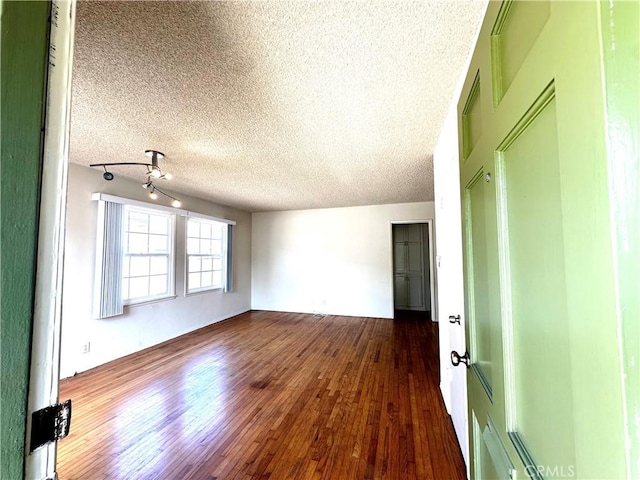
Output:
57,310,465,480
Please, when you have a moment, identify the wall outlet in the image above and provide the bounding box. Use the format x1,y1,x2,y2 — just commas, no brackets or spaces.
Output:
81,342,90,354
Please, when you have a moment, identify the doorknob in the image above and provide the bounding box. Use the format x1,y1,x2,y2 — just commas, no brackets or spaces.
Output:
451,350,470,368
448,315,461,325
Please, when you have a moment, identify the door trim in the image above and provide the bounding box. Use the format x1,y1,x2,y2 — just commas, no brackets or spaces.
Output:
25,1,76,478
390,220,437,321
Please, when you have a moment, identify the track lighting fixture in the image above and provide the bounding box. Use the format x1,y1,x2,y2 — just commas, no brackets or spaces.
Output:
90,150,181,207
102,166,114,181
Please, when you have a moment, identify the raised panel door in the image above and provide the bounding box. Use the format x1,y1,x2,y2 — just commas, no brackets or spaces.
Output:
458,1,627,478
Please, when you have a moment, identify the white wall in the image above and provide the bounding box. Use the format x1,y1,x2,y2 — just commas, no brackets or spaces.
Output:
251,202,435,319
59,163,252,378
433,104,469,469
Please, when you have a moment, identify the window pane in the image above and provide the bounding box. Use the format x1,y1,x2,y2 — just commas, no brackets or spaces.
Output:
128,212,148,233
187,219,200,238
200,270,213,288
211,239,222,255
212,270,222,287
149,234,168,253
129,256,150,277
149,275,167,295
200,239,212,254
123,256,130,277
129,277,149,299
187,237,199,254
150,256,168,275
189,272,201,290
188,256,201,273
211,225,223,240
149,215,168,234
128,233,148,254
201,256,213,271
200,222,211,238
212,257,222,270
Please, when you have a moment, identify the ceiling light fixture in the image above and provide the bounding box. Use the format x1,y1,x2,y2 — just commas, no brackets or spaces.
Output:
90,150,181,207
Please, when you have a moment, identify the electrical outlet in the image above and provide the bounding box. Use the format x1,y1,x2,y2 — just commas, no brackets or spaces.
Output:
81,342,90,354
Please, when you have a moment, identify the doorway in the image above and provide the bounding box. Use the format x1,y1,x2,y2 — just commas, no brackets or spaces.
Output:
392,222,435,320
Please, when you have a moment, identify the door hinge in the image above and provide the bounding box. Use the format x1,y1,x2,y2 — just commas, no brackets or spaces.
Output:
30,399,72,453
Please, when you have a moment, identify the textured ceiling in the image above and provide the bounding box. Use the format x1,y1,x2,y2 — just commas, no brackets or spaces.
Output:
70,1,486,212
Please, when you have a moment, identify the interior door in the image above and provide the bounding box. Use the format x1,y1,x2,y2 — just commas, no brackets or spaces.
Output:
456,1,628,479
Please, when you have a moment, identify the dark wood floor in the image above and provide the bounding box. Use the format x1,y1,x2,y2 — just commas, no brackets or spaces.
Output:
57,310,465,479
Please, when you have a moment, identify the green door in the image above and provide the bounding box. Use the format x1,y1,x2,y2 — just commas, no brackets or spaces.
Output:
456,1,631,478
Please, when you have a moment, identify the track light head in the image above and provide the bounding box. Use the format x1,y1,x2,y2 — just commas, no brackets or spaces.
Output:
103,171,114,181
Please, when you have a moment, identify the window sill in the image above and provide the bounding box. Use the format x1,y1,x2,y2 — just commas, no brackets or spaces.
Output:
185,287,223,297
124,294,177,308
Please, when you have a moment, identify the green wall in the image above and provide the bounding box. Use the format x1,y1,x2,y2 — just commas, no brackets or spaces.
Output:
0,2,50,478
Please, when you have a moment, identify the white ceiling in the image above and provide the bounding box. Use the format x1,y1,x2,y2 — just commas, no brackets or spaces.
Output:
70,1,486,212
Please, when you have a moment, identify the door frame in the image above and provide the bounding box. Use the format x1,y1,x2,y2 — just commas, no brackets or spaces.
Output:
389,219,437,321
24,1,76,478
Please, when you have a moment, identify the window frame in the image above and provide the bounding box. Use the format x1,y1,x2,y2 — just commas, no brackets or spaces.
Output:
92,193,235,308
121,204,177,306
184,216,228,295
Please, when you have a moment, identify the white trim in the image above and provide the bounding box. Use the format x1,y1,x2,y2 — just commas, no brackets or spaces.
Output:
123,294,177,308
426,219,437,322
91,192,237,225
91,192,187,216
26,1,76,478
389,219,437,320
185,286,223,296
390,219,431,225
186,210,236,226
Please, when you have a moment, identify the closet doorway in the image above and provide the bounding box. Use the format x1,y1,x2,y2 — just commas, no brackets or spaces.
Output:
392,223,433,318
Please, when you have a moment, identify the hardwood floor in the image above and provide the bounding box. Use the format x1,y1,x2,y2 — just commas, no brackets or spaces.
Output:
57,311,465,480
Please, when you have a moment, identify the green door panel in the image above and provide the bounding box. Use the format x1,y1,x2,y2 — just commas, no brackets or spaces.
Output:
458,1,630,478
465,171,494,397
491,0,550,103
498,92,576,472
473,413,501,480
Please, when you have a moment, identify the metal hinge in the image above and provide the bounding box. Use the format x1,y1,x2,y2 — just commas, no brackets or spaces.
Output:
29,399,72,453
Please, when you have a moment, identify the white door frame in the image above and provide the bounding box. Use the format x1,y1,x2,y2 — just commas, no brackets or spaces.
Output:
389,219,437,321
25,1,76,479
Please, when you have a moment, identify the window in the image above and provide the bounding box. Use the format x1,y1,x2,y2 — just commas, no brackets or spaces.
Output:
186,217,226,293
122,206,175,303
93,193,234,319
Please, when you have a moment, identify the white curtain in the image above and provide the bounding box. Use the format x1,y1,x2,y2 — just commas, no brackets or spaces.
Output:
93,200,124,318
